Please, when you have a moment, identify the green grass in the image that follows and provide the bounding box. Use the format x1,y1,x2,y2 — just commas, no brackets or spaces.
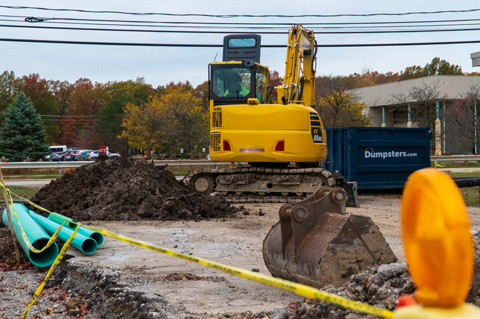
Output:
459,187,480,207
447,172,480,178
1,185,41,201
432,163,480,168
445,172,480,207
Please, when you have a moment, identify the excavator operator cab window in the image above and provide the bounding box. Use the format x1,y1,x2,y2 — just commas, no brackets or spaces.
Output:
255,66,271,104
210,63,271,105
212,67,252,100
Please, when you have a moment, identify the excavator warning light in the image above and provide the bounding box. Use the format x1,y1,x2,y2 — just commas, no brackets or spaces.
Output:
223,140,231,151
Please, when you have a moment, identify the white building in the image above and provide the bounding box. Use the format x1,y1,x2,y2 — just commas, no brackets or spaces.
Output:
350,75,480,154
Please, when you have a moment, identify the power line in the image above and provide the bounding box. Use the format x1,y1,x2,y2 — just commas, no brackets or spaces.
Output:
5,23,480,35
36,19,480,30
1,5,480,18
2,37,480,47
6,13,480,29
6,15,480,33
45,17,480,26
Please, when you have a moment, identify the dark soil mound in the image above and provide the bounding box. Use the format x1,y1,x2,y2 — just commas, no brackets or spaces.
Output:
30,158,237,221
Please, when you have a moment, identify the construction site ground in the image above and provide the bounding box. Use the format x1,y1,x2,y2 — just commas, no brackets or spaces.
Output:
68,197,478,315
2,197,480,318
2,159,480,318
75,197,408,311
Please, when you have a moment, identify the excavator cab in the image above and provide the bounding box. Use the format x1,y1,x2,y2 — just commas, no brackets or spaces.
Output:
209,33,271,106
209,62,271,105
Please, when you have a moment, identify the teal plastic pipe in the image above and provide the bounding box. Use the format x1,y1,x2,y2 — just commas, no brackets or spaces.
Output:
2,204,59,267
48,213,104,246
29,211,98,255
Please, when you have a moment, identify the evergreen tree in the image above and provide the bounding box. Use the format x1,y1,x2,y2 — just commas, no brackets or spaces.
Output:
0,92,49,161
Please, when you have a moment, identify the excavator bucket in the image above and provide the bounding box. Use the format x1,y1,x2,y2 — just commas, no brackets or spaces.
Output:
262,187,397,288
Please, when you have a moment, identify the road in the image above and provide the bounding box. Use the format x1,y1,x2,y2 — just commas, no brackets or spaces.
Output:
3,179,53,187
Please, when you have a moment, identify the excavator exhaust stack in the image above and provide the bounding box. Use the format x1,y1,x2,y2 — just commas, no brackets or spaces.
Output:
262,187,397,288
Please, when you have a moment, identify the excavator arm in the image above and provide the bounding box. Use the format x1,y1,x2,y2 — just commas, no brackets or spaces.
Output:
277,25,317,107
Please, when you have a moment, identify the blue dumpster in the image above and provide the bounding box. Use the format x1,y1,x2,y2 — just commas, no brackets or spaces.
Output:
324,127,431,190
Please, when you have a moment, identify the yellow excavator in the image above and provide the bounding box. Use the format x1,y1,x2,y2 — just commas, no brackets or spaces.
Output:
189,25,397,289
189,25,338,202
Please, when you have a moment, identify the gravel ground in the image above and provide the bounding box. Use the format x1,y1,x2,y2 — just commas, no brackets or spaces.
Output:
0,267,84,318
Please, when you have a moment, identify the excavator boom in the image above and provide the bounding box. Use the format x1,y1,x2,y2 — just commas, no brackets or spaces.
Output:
278,26,317,106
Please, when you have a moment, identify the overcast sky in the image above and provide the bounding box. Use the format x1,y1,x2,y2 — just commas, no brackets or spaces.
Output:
2,1,480,88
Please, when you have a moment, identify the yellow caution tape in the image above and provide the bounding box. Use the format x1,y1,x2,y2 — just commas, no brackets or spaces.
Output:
21,224,79,319
0,183,63,253
7,187,393,319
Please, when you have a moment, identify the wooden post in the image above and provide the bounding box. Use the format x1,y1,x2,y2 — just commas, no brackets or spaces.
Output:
0,166,21,264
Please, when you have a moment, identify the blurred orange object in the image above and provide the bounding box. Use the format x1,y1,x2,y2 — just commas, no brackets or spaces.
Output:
401,168,473,307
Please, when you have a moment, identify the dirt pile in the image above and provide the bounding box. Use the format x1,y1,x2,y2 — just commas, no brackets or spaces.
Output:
30,158,238,222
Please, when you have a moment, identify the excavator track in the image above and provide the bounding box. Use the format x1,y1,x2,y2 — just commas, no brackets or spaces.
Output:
188,166,337,203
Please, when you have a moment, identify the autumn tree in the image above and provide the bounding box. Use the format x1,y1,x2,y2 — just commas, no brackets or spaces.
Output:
120,95,166,158
399,57,463,81
194,81,209,111
49,80,73,116
0,71,22,113
120,82,209,157
399,65,425,81
161,83,209,153
58,78,105,147
0,71,23,129
349,70,400,88
93,80,153,152
423,57,463,76
269,70,282,102
315,76,369,127
446,85,480,153
392,79,445,128
20,73,62,144
21,74,58,115
0,92,49,161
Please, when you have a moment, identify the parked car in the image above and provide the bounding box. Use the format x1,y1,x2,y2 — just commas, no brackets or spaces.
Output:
108,151,121,158
75,150,92,161
62,148,80,161
87,150,121,160
48,145,67,153
49,150,68,161
47,151,64,161
86,150,100,160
